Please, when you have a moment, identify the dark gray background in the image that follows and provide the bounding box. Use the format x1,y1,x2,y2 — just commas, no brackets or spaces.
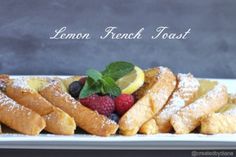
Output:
0,0,235,78
0,1,236,156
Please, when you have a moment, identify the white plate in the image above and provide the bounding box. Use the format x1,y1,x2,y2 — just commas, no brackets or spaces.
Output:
0,77,236,150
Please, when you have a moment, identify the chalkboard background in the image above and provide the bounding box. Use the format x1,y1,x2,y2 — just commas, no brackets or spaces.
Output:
0,1,236,156
0,0,235,78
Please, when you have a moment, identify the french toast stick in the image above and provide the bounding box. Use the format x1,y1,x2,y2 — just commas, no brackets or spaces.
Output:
39,80,119,136
201,113,236,134
139,73,199,134
201,102,236,134
139,119,159,135
6,78,76,135
0,91,45,135
119,67,176,136
154,73,199,133
6,78,54,115
228,94,236,104
43,108,76,135
171,84,228,134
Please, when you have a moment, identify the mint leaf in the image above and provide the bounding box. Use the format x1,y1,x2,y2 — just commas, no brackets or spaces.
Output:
101,76,121,96
79,61,134,98
86,69,102,82
102,61,134,81
79,77,102,98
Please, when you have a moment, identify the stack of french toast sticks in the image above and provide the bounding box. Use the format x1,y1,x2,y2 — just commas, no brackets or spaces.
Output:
0,63,235,136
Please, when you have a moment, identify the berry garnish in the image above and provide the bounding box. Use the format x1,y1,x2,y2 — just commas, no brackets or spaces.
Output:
79,94,98,105
97,93,116,99
80,95,115,116
68,81,83,99
114,94,134,115
108,113,120,123
79,77,87,85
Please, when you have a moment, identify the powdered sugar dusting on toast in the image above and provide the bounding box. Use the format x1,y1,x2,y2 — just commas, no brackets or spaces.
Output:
44,80,78,108
157,73,199,127
11,77,32,91
180,84,225,113
172,84,227,132
157,66,168,79
0,91,27,112
121,67,176,130
158,93,185,122
177,73,200,101
224,108,236,116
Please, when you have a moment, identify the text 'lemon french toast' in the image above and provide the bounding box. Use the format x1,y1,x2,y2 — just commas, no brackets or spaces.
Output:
119,67,177,135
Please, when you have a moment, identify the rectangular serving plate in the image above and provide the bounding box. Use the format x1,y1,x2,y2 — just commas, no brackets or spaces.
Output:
0,77,235,150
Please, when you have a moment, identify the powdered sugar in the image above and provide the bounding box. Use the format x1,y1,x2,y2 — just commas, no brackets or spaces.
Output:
223,108,236,116
44,80,78,108
158,93,185,122
11,77,31,91
0,91,25,112
157,73,199,129
172,84,227,133
177,73,200,101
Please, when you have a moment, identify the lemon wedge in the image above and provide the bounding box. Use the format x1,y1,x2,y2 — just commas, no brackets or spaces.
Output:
116,66,145,94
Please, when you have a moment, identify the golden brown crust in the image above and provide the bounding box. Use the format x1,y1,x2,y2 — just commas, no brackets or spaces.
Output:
6,79,76,135
133,68,160,100
0,91,46,135
6,80,54,115
155,73,200,133
228,94,236,104
39,81,119,136
171,84,228,134
201,113,236,134
139,119,159,135
43,108,76,135
119,67,176,135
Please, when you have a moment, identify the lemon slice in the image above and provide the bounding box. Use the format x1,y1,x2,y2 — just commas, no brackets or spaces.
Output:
116,66,145,94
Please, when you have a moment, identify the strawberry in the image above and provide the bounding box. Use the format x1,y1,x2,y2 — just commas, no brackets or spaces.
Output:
114,94,134,115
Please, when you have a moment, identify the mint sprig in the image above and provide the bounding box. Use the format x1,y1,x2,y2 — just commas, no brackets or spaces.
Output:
79,77,102,98
79,61,134,98
101,76,121,96
86,69,102,81
102,61,134,81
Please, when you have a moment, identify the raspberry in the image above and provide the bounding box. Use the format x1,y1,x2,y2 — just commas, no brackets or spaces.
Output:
114,94,134,115
79,94,98,105
79,77,87,85
80,95,115,116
